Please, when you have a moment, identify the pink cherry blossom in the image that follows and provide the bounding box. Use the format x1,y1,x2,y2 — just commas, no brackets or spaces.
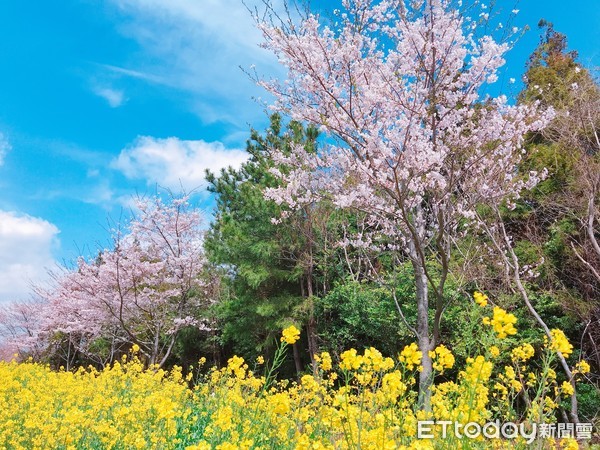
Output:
13,195,216,368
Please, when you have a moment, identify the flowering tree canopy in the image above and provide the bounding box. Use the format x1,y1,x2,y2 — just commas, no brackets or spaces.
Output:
255,0,552,406
27,195,216,368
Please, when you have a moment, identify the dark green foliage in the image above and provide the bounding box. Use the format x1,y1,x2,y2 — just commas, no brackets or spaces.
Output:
205,114,418,367
575,382,600,423
169,326,219,371
519,20,588,108
316,279,413,357
205,114,317,360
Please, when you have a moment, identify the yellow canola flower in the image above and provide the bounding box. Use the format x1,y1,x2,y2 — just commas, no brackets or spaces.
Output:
575,360,590,374
281,325,301,345
511,343,535,362
560,438,580,450
463,356,494,384
504,365,516,380
0,337,575,449
473,291,488,307
186,442,211,450
381,371,406,402
546,329,573,359
363,347,395,371
227,355,248,379
271,392,291,415
399,343,422,371
315,351,332,372
340,348,362,371
0,355,192,450
483,306,517,339
560,381,575,397
428,345,455,373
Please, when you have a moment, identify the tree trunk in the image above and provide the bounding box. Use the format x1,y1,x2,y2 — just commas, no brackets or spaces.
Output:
150,331,160,367
292,342,303,377
305,275,318,375
413,257,433,411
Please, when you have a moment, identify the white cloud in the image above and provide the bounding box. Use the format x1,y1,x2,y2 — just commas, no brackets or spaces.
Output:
81,181,115,207
99,63,165,85
0,211,60,303
0,133,11,166
104,0,285,126
93,86,126,108
112,136,248,191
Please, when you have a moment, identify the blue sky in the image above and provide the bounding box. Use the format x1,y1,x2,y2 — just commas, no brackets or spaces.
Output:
0,0,598,303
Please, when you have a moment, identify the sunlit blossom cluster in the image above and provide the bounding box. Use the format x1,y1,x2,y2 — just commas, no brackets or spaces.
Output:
257,0,552,252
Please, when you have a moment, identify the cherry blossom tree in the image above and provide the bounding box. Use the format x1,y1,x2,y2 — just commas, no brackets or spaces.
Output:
254,0,551,407
0,300,46,361
30,195,217,368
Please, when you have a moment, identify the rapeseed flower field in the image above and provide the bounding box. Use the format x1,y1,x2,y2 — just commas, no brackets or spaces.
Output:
0,296,591,449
